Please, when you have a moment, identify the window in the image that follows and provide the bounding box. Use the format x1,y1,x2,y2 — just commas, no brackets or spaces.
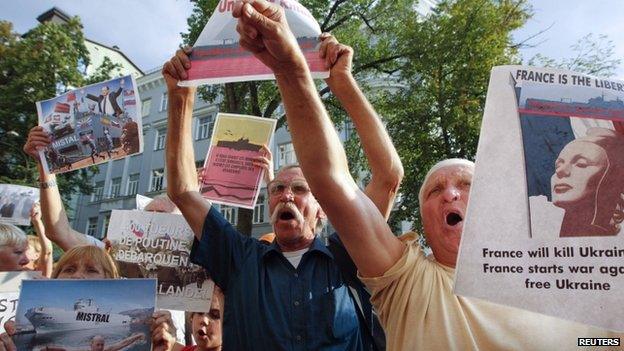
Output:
160,92,168,111
86,217,98,237
110,177,122,198
253,195,266,224
196,116,214,140
141,98,152,117
154,128,166,150
101,214,111,238
150,168,164,192
277,143,297,168
220,205,237,223
127,173,140,195
91,181,104,202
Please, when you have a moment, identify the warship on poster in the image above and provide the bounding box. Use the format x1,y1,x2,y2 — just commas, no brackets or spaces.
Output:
13,279,155,351
200,113,276,209
107,210,215,312
0,184,39,226
179,0,328,86
36,75,143,175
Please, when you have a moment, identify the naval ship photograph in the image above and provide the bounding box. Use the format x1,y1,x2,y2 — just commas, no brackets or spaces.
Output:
13,279,156,351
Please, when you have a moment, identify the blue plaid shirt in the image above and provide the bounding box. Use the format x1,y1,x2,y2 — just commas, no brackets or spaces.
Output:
190,207,363,351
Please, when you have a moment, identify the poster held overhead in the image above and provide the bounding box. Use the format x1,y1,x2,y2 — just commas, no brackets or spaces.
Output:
454,65,624,331
200,113,276,209
0,184,39,226
36,75,143,175
178,0,329,86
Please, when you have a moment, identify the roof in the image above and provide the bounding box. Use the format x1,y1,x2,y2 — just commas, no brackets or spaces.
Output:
37,7,74,24
85,38,144,75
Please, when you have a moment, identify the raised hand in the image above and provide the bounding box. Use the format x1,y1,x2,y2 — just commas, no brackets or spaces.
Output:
23,126,51,162
162,47,196,95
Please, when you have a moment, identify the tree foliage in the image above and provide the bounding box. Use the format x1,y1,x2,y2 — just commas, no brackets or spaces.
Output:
528,33,622,77
370,0,532,229
0,18,121,204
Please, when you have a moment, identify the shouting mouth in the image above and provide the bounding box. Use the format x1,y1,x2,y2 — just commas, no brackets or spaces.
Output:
445,211,463,227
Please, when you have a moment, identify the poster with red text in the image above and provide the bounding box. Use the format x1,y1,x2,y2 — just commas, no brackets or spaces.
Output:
200,113,276,208
178,0,329,86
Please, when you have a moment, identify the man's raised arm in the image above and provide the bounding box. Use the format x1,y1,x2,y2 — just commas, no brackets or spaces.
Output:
233,0,403,277
162,49,211,238
321,34,404,219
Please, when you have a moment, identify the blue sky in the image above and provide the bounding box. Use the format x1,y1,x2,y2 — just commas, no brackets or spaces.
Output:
0,1,622,79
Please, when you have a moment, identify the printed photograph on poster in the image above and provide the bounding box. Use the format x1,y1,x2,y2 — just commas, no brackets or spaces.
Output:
0,271,38,333
517,80,624,239
36,75,143,175
200,113,276,209
0,184,39,226
178,0,329,86
454,66,624,332
107,210,214,312
12,279,155,351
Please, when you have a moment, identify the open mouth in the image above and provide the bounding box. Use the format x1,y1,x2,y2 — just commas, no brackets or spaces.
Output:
446,212,463,227
197,329,208,338
279,211,296,220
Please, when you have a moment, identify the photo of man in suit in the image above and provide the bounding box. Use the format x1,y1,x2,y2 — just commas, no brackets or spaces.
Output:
86,86,123,117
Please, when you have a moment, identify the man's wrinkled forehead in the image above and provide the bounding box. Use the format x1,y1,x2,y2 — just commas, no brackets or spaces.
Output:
423,165,473,193
274,166,307,183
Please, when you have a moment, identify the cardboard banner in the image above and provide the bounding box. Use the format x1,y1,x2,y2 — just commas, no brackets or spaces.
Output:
455,66,624,331
200,113,276,208
13,279,155,350
179,0,329,86
0,272,38,333
36,75,143,174
107,210,214,312
0,185,39,226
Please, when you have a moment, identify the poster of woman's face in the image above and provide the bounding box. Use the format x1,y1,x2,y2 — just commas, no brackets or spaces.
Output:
0,184,39,226
517,80,624,238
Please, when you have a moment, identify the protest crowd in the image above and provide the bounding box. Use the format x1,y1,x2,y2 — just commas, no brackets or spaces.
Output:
1,0,624,350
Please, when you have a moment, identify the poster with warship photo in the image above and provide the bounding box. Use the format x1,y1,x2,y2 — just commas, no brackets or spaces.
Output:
36,75,143,175
13,279,155,351
178,0,329,86
107,210,214,312
0,184,39,226
454,66,624,331
200,113,276,209
0,271,38,333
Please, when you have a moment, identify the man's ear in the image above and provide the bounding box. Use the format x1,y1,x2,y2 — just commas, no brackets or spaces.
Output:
316,206,327,220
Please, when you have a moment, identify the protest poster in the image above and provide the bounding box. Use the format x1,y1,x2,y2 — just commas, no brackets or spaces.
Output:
0,271,38,333
36,75,143,175
107,210,214,312
454,66,624,331
178,0,329,86
200,113,276,208
12,279,155,351
0,184,39,226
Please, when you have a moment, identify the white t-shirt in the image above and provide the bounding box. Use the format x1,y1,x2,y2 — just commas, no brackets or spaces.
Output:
282,248,308,269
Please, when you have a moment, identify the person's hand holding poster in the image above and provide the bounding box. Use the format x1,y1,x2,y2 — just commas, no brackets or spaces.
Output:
178,0,329,86
200,113,276,209
454,66,624,331
36,75,143,174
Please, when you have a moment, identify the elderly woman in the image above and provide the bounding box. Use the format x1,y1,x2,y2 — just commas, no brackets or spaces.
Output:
551,127,624,237
0,223,30,271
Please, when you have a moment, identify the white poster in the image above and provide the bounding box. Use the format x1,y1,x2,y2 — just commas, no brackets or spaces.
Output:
455,65,624,331
0,185,39,226
179,0,329,86
107,210,214,312
0,271,38,332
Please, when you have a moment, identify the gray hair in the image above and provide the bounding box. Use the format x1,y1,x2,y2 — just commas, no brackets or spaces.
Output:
0,223,28,248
